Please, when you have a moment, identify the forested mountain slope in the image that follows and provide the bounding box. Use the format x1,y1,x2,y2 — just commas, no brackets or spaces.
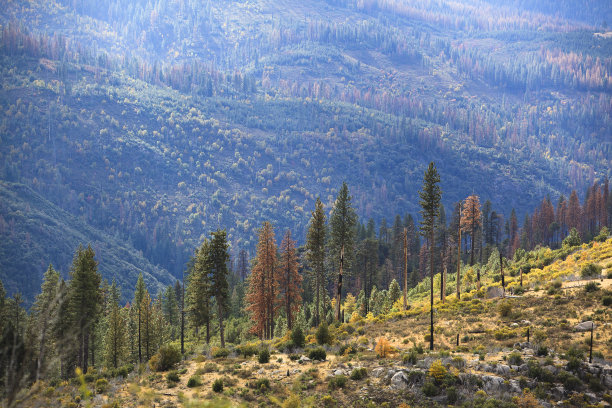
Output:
0,0,610,299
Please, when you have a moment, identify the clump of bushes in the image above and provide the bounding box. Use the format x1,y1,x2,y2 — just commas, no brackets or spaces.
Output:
248,378,270,393
149,344,182,371
212,347,230,358
236,343,258,358
187,375,202,387
422,381,438,397
507,352,524,366
498,301,512,317
328,374,347,390
350,367,367,380
603,296,612,306
212,378,223,393
582,263,602,278
95,378,108,394
166,370,180,383
258,347,270,364
403,350,418,365
316,322,331,345
584,282,600,292
308,347,327,361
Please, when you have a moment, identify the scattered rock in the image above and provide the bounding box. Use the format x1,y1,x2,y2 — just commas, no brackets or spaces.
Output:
486,286,504,298
511,323,519,327
495,365,511,376
481,374,505,393
390,371,410,390
372,367,387,378
551,386,565,400
333,369,346,376
574,321,596,331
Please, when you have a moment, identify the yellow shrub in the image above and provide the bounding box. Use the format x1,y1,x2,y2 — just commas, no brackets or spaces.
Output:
375,337,392,358
428,359,447,382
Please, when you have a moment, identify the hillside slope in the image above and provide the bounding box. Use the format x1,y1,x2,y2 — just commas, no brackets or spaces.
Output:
0,182,174,303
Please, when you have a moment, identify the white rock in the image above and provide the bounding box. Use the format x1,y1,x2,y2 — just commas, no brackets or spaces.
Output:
390,371,410,390
574,321,596,331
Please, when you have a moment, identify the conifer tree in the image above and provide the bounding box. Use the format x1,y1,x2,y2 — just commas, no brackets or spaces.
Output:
186,241,212,343
32,264,60,381
134,273,146,364
461,194,482,268
140,290,153,361
306,198,327,327
278,229,302,330
246,222,277,339
209,229,230,347
68,244,102,373
419,162,441,351
162,285,179,340
329,182,357,321
104,300,126,369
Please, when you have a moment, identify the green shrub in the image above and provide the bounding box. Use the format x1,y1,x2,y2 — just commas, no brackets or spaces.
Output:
328,374,347,390
288,353,300,361
249,378,270,393
563,228,581,248
258,347,270,364
187,375,202,387
291,327,305,348
350,367,367,380
582,263,602,278
422,381,438,397
595,226,609,242
166,370,180,383
316,322,331,345
584,282,600,292
199,362,218,374
149,344,182,371
95,378,109,394
308,347,327,361
557,370,582,391
236,343,258,358
536,345,548,357
446,386,459,404
403,350,418,365
603,296,612,306
507,352,523,366
498,301,512,317
212,347,230,358
115,364,134,378
212,378,224,393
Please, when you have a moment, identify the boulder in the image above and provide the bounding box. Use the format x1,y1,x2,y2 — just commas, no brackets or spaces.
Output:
551,386,565,400
496,364,511,376
333,369,346,376
481,375,505,393
603,374,612,388
486,286,504,298
390,371,410,390
574,321,596,332
509,379,522,394
371,367,387,378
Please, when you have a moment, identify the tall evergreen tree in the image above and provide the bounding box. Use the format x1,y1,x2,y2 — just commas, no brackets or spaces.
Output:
461,194,482,269
68,244,102,373
278,229,302,330
32,264,60,381
134,273,146,364
329,182,357,321
419,162,441,351
104,300,126,369
246,222,277,339
186,241,212,343
209,229,230,348
306,198,327,327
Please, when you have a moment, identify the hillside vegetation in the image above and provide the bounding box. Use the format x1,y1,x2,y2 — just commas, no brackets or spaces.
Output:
11,237,612,408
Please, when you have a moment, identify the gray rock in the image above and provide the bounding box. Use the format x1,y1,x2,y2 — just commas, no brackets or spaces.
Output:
584,392,598,403
486,286,504,298
521,320,531,326
574,321,596,332
390,371,410,390
511,323,519,327
509,379,522,394
371,367,387,378
603,374,612,388
543,365,558,376
333,369,345,376
518,364,528,372
481,375,505,393
551,386,565,400
496,365,511,376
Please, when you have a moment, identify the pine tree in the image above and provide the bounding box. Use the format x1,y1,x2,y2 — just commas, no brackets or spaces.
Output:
246,222,277,339
104,300,126,369
329,182,357,321
461,194,482,268
186,241,212,343
419,162,441,351
140,290,153,361
68,244,102,373
162,285,179,340
306,198,327,327
278,229,302,330
209,229,230,348
134,273,146,364
32,264,60,381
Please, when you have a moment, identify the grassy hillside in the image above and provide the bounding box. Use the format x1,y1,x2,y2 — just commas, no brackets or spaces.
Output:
0,182,174,304
14,238,612,407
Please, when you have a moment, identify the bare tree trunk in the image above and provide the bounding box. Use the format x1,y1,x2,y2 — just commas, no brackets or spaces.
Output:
457,221,461,300
500,251,505,298
429,233,434,351
335,245,344,321
218,304,225,348
403,228,408,310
